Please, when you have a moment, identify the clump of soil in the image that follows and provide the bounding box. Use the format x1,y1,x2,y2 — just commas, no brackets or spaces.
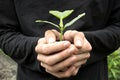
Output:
0,50,17,80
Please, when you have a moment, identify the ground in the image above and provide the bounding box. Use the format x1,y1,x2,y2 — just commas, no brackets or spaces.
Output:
0,50,17,80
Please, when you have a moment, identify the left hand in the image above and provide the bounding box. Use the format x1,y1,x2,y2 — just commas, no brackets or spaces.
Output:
63,30,92,74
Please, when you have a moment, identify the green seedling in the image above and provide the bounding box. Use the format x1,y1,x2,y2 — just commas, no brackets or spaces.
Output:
36,10,85,41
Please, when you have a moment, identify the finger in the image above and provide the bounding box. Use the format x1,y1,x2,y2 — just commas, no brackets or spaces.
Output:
45,30,60,43
71,53,90,67
52,29,61,40
74,32,84,48
36,41,70,54
74,52,90,62
79,39,92,53
40,54,77,72
39,46,90,71
45,30,56,43
72,67,80,76
64,30,92,53
64,30,84,48
64,30,76,42
38,46,74,65
35,38,47,53
46,66,76,78
37,38,47,44
73,59,87,67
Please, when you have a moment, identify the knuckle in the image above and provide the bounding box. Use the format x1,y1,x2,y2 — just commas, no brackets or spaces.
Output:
44,58,50,64
73,46,79,54
41,46,49,54
45,58,54,66
38,38,44,43
35,46,39,53
72,55,78,61
40,62,43,66
37,55,40,61
69,45,76,54
86,53,90,59
45,30,51,35
88,53,91,57
64,30,72,36
88,44,92,51
85,40,92,52
78,32,84,37
46,67,52,72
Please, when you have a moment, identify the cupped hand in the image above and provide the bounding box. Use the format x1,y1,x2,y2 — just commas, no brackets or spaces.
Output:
35,29,92,78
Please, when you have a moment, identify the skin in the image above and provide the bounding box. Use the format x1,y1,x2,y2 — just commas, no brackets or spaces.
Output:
35,29,92,78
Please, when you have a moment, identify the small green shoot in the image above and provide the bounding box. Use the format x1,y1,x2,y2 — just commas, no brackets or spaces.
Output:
35,10,85,41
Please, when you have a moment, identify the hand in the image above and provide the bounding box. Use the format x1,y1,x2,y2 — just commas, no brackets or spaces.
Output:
35,30,78,78
35,30,92,78
64,30,92,51
64,30,92,74
45,30,92,67
48,30,92,75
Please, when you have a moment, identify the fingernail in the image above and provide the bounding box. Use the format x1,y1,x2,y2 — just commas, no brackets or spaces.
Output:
64,41,70,47
76,40,82,47
48,38,55,43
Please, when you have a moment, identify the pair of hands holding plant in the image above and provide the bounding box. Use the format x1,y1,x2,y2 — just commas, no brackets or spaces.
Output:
35,30,92,78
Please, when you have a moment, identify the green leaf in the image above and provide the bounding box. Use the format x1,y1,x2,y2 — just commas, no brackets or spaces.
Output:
64,13,85,28
35,20,59,28
49,11,62,19
111,69,117,79
108,49,120,80
61,10,74,19
49,10,74,19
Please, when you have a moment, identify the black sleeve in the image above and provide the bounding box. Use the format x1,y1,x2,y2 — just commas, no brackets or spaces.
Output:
0,0,42,72
84,0,120,65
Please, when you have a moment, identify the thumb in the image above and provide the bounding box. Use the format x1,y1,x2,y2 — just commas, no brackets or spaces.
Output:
45,30,56,43
64,30,84,48
74,32,84,48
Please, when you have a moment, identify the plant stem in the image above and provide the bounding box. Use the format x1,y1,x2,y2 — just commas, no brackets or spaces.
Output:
59,18,64,41
59,18,63,28
60,27,64,41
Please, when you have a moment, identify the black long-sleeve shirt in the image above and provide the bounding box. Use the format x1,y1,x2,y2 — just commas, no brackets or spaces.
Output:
0,0,120,80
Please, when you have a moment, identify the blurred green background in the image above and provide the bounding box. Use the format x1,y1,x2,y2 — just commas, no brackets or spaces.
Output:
0,49,120,80
108,48,120,80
